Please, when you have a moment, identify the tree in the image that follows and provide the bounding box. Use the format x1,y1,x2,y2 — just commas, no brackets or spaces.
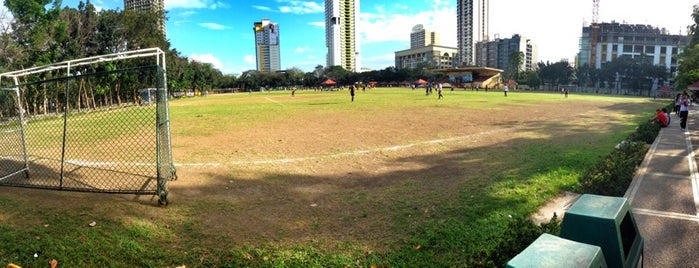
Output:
519,70,541,89
121,9,168,51
506,51,524,81
325,65,349,84
537,60,574,90
5,0,63,68
676,5,699,90
598,56,669,95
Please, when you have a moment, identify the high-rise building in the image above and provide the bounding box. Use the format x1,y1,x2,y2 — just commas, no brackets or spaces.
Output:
325,0,360,72
456,0,475,66
410,24,440,49
475,34,538,72
253,19,281,73
123,0,166,36
478,0,489,42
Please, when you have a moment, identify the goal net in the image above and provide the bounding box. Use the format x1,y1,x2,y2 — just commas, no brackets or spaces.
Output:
0,48,176,205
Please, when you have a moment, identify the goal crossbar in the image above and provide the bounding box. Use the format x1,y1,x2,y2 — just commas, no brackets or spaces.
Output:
0,47,167,82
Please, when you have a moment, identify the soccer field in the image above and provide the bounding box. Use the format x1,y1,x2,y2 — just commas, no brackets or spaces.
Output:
0,88,663,266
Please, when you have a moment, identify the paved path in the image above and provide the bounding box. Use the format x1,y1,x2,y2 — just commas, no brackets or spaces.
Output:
625,104,699,267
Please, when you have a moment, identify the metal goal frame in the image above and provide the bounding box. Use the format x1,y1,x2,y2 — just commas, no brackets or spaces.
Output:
0,47,176,206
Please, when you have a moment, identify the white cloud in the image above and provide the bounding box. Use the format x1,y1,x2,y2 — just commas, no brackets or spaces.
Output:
359,5,456,46
165,0,228,10
179,11,197,17
253,1,323,14
278,1,324,14
190,53,223,69
199,22,227,30
252,5,273,12
361,52,396,70
308,21,324,27
244,55,255,64
295,46,313,53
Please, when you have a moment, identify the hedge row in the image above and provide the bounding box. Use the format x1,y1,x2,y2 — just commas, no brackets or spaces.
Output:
492,105,665,266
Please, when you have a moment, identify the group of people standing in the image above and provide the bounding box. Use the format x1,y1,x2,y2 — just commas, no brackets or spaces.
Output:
652,92,692,129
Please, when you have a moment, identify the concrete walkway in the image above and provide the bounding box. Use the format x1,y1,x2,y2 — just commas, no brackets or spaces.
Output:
625,104,699,267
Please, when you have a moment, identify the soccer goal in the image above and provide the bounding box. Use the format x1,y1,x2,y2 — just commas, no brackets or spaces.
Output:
0,48,176,206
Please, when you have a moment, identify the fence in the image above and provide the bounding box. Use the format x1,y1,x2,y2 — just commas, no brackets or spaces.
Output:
0,48,176,206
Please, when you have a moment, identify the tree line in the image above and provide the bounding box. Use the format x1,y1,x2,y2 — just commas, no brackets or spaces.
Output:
1,0,697,103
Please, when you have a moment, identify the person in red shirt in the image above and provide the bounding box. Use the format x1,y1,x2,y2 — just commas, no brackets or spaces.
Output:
650,108,669,127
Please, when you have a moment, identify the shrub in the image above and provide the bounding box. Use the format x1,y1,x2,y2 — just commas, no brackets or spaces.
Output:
628,120,661,144
487,214,561,267
577,140,648,196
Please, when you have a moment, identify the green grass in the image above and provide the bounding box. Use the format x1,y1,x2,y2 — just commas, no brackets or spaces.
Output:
0,88,663,267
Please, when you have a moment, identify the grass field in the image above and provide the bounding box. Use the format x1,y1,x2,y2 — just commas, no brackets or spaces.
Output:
0,88,662,267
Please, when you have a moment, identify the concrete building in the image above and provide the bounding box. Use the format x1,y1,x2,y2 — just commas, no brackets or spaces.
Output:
410,24,440,49
253,19,281,72
123,0,165,36
325,0,360,72
395,45,458,70
475,34,538,71
395,25,457,70
578,21,689,76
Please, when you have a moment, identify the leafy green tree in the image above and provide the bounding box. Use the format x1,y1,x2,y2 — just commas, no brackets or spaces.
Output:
93,9,126,55
5,0,63,68
518,70,541,89
506,51,524,81
537,60,574,90
325,65,349,84
598,56,669,95
121,9,168,51
676,5,699,90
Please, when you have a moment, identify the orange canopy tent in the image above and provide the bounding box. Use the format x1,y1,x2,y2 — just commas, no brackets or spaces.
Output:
415,79,428,84
322,79,336,85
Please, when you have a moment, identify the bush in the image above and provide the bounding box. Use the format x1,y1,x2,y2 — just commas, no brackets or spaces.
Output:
576,112,656,197
487,214,561,267
628,120,661,144
480,106,660,266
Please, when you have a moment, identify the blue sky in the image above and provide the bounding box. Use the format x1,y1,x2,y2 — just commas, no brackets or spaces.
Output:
52,0,699,75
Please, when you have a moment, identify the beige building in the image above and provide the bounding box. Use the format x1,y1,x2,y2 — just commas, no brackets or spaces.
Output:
395,46,458,70
395,25,457,70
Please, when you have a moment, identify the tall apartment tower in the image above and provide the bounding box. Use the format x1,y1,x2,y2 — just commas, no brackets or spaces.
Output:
456,0,475,66
478,0,489,41
410,24,441,49
253,19,281,72
325,0,361,72
123,0,166,36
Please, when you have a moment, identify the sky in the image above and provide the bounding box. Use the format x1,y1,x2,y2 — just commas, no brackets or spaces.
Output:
25,0,699,75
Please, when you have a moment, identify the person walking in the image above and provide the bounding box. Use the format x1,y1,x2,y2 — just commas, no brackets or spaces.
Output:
503,84,509,97
437,83,443,99
680,93,690,129
350,83,356,102
674,93,682,117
